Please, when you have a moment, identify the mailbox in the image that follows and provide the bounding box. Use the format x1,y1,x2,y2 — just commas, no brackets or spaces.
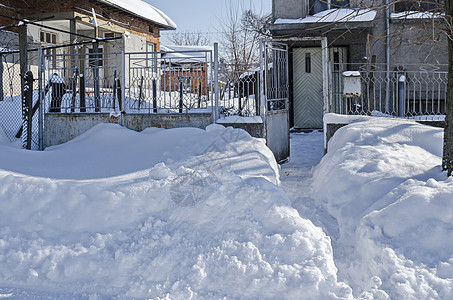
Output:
342,71,361,97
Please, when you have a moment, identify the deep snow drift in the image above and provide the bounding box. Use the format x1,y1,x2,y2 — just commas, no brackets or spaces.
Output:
0,124,351,299
2,116,453,299
310,117,453,299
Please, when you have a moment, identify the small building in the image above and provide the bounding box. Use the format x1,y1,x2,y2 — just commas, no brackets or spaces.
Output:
160,45,213,96
270,0,446,129
0,0,176,67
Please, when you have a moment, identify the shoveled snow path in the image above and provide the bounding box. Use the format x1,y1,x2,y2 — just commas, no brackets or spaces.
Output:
280,131,339,239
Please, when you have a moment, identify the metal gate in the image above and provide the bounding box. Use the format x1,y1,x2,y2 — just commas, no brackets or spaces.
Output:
261,41,290,163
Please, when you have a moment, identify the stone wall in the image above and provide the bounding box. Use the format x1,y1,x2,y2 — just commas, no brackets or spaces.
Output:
45,113,212,147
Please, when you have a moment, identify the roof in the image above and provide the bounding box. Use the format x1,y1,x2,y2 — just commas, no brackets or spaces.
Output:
98,0,176,30
274,8,377,25
391,11,444,20
161,45,213,63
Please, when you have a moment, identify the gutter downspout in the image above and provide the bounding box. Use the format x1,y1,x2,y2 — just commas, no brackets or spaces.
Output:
385,0,391,113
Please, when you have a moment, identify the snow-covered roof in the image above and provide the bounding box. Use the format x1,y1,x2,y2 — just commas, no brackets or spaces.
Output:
391,11,444,20
98,0,176,30
239,63,271,79
274,8,376,25
161,45,213,63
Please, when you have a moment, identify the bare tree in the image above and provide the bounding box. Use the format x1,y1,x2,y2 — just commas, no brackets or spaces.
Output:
443,0,453,176
242,10,272,38
168,30,210,46
218,3,271,74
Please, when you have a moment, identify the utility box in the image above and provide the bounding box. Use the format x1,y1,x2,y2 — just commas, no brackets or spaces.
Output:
342,71,361,97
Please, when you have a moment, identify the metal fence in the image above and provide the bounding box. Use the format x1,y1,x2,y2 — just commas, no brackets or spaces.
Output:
219,67,259,117
40,50,215,114
0,52,40,149
331,63,448,120
0,47,232,149
43,52,122,113
125,50,213,113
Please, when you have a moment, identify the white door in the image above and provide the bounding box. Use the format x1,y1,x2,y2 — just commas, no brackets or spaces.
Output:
293,47,347,128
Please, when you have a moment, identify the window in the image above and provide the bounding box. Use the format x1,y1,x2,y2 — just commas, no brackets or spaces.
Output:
309,0,349,15
394,0,442,13
89,48,103,67
40,31,57,44
40,31,57,68
104,32,115,38
333,52,340,71
305,53,311,73
146,42,157,71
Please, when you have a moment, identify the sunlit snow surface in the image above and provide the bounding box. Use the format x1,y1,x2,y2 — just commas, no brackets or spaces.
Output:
1,117,453,299
0,124,350,299
307,117,453,299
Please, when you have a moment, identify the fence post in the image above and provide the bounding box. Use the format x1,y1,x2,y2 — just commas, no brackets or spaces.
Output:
398,74,406,117
22,71,33,150
71,68,77,112
0,54,3,102
38,47,44,150
198,82,202,108
93,41,100,112
321,37,329,114
153,79,157,113
179,80,183,113
79,73,86,112
213,42,219,123
121,51,125,115
113,70,117,110
138,75,144,111
260,40,266,118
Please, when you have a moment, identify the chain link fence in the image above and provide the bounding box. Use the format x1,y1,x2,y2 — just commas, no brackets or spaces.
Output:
0,52,40,149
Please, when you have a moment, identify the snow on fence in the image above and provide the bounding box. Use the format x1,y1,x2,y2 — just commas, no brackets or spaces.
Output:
330,63,448,120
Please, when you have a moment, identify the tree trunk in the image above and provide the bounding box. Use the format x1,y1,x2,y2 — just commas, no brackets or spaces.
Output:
443,0,453,176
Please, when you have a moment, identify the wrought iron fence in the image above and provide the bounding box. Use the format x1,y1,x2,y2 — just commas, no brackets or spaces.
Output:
125,50,213,113
43,52,122,113
218,67,260,117
331,63,448,120
41,50,215,114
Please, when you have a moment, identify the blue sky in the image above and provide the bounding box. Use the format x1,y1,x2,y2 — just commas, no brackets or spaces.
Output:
149,0,272,44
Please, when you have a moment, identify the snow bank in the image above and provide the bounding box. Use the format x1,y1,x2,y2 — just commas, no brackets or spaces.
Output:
312,117,453,298
0,124,352,299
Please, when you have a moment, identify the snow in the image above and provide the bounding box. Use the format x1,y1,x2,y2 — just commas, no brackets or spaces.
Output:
97,0,176,29
0,123,351,299
274,8,377,25
342,71,360,77
309,117,453,298
1,114,453,298
161,45,213,63
391,11,444,20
